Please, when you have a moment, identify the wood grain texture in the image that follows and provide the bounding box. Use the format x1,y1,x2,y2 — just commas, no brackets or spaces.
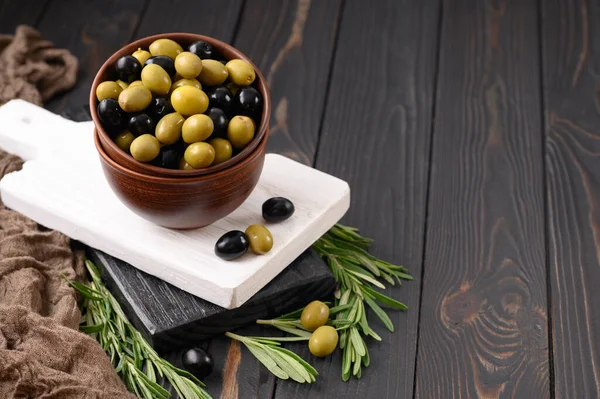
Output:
36,0,146,118
415,0,549,397
233,0,342,165
0,0,50,33
275,0,440,397
135,0,243,42
541,0,600,397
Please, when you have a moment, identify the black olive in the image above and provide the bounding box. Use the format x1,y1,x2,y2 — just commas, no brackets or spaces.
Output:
207,86,233,115
97,98,125,133
145,56,176,77
152,143,180,169
189,40,215,59
147,97,174,120
128,113,156,136
182,348,214,379
115,55,142,83
234,87,262,121
215,230,249,260
262,197,295,222
205,107,229,138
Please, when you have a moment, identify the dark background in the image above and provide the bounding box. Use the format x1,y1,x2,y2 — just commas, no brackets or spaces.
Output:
1,0,599,398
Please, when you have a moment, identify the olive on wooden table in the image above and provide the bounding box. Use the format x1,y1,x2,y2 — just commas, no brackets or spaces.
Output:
130,134,160,162
118,85,152,113
182,347,214,379
308,325,338,358
96,81,122,101
215,230,249,260
184,142,215,169
115,55,142,83
301,300,330,332
141,64,171,95
245,224,273,255
149,38,183,60
97,98,124,132
171,86,209,116
145,55,176,77
175,51,203,79
207,86,233,115
225,59,255,86
128,113,155,136
155,112,184,145
209,138,232,165
234,87,262,120
262,197,294,222
152,144,180,169
227,115,255,149
171,78,201,92
182,114,214,144
206,107,229,138
132,48,151,65
114,131,135,152
129,80,144,87
179,158,194,170
189,40,215,59
198,59,228,86
147,97,173,120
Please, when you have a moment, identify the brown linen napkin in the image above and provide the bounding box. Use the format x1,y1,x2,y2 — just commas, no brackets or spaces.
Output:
0,25,78,106
0,150,136,398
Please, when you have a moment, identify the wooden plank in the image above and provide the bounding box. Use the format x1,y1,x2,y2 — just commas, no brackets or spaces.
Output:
36,0,146,119
274,0,440,397
135,0,244,42
232,0,342,165
541,0,600,397
415,0,550,398
0,0,50,34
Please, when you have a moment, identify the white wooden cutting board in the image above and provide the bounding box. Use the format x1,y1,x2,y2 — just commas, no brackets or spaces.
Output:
0,100,350,309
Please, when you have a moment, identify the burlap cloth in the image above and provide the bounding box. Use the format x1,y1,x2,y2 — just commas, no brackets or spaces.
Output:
0,26,135,398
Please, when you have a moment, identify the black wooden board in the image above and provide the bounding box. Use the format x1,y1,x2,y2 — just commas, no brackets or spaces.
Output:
87,248,335,351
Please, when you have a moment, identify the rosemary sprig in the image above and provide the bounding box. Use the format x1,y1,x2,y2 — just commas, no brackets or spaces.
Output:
225,332,318,383
67,260,213,399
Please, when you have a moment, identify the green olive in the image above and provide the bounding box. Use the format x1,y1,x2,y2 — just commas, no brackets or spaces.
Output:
170,86,209,116
118,85,152,113
149,38,183,59
301,301,330,332
179,157,194,170
245,224,273,255
116,80,129,90
130,134,160,162
227,115,255,149
155,112,184,144
114,131,135,152
175,52,203,79
171,78,201,92
209,138,232,165
132,48,151,65
96,81,122,101
141,64,171,95
182,114,213,143
198,59,228,86
184,142,215,169
308,326,338,358
225,81,239,95
225,59,255,86
129,80,143,87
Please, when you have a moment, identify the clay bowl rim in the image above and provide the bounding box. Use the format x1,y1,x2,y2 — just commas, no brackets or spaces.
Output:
94,126,268,184
90,32,271,178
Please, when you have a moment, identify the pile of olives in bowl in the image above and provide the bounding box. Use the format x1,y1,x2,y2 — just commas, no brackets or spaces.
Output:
95,37,263,171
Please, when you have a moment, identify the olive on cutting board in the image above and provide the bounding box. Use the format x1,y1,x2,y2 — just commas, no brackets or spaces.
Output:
215,230,249,260
262,197,295,222
182,348,214,379
245,224,273,255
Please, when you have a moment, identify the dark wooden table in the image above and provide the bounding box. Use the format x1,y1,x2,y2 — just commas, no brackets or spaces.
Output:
2,0,599,397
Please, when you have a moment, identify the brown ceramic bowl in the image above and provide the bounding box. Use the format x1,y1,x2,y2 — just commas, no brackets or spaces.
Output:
94,129,267,229
90,32,271,178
